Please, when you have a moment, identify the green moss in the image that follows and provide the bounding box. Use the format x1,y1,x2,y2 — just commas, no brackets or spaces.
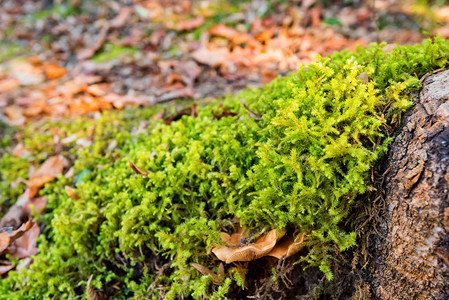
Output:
92,43,140,63
1,38,449,299
0,42,28,63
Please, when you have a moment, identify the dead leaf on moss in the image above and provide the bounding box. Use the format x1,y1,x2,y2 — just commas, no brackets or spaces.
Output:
87,274,105,300
267,232,306,259
27,155,67,189
0,264,14,275
129,160,148,176
65,186,79,200
16,187,39,206
0,219,34,255
11,223,39,259
213,228,286,264
192,263,224,285
0,206,28,229
24,197,47,215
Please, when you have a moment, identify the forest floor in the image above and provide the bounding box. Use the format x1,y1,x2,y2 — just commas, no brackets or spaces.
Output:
0,0,449,287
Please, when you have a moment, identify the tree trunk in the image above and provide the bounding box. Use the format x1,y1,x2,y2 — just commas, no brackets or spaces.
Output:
370,69,449,299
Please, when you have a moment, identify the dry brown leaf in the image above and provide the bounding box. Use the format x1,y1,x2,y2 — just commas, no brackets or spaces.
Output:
24,197,47,215
209,24,240,40
0,78,20,92
176,16,204,31
191,47,230,67
0,206,28,229
0,264,14,275
87,274,104,300
86,84,109,97
0,219,34,255
27,156,66,189
44,64,67,79
11,223,39,259
129,160,148,176
192,263,219,281
192,263,224,285
16,187,39,206
109,8,133,29
212,229,286,264
4,106,25,125
266,232,305,259
12,144,30,158
77,25,110,61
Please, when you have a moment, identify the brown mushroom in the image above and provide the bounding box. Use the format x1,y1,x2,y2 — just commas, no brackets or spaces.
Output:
266,232,306,259
212,228,286,264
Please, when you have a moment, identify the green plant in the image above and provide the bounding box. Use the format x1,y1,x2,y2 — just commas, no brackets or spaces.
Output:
1,37,448,299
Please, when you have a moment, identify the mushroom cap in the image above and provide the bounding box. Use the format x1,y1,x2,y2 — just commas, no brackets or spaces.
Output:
212,229,286,263
267,232,305,259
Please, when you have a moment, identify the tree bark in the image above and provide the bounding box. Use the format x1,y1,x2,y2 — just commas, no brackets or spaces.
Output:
370,69,449,299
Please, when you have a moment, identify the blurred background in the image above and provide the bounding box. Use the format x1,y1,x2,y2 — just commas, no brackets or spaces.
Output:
0,0,448,124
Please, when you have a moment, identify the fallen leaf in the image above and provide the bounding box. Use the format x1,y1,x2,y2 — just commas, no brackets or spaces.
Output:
27,156,66,189
11,144,30,158
0,78,20,92
0,219,34,255
209,24,240,40
16,187,39,206
65,186,79,200
11,223,39,259
129,160,148,176
109,8,133,29
77,25,110,61
87,274,105,300
191,47,230,67
86,84,109,97
192,263,219,280
24,197,47,215
176,16,204,31
0,206,28,230
44,64,67,79
4,106,25,125
0,264,14,275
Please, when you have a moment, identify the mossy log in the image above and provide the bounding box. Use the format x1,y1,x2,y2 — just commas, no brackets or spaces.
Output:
369,69,449,299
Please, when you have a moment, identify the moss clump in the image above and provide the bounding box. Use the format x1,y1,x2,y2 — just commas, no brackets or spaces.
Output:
1,37,448,299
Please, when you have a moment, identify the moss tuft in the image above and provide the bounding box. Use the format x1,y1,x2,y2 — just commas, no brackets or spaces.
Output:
1,37,448,298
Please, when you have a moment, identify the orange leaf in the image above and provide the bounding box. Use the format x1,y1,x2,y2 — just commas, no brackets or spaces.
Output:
27,156,66,189
65,186,79,200
27,175,55,189
44,64,67,79
176,16,204,31
0,78,19,92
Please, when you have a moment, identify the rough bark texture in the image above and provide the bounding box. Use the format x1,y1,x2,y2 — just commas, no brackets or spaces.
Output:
371,70,449,299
